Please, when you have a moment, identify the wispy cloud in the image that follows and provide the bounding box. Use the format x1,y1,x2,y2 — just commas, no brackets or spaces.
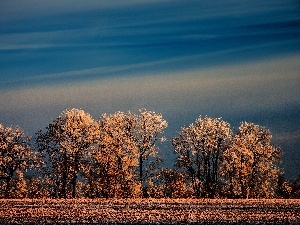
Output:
1,41,299,91
0,0,173,22
1,53,299,116
274,132,300,143
1,0,299,85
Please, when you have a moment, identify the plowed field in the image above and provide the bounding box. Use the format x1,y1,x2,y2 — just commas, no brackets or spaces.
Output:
0,198,299,224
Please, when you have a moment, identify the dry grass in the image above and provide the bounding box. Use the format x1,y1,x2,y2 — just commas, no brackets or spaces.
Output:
0,198,299,224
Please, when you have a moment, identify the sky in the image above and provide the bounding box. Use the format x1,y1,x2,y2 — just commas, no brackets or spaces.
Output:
0,0,299,179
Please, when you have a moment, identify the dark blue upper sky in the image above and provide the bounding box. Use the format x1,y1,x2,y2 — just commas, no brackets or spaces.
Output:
0,0,299,178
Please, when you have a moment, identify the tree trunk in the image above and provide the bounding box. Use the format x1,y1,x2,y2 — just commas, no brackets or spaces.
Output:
61,150,68,198
139,153,144,197
61,170,68,198
72,152,80,198
71,174,77,198
5,168,14,198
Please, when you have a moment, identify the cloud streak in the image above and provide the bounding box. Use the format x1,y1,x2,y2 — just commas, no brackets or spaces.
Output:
0,0,173,22
1,0,299,87
1,53,299,123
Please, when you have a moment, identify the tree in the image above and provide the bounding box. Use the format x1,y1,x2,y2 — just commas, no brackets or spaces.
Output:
173,116,232,198
36,108,99,198
0,124,41,198
130,109,168,196
222,122,282,198
86,112,140,198
276,174,292,198
85,109,167,198
290,176,300,198
147,168,192,198
27,175,50,198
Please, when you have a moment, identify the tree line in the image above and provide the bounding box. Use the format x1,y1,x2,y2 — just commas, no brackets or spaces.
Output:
0,108,298,199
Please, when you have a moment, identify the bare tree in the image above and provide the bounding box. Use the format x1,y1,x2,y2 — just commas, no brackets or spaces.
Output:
173,116,232,198
222,122,282,198
0,124,41,198
36,108,99,198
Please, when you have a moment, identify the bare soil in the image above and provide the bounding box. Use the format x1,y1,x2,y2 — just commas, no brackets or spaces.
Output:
0,198,299,224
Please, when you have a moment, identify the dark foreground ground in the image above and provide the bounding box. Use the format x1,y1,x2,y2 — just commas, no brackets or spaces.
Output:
0,198,299,224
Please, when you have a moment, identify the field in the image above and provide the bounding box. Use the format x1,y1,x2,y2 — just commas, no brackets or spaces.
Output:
0,198,300,224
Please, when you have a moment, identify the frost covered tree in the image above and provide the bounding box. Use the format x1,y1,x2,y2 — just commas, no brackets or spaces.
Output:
86,112,140,198
276,174,292,198
222,122,282,198
36,108,99,198
86,109,167,198
290,176,300,198
130,109,168,196
0,124,41,198
173,116,232,198
27,175,50,198
147,168,192,198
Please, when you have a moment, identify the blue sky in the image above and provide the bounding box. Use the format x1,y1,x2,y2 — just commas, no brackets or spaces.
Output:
0,0,299,178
